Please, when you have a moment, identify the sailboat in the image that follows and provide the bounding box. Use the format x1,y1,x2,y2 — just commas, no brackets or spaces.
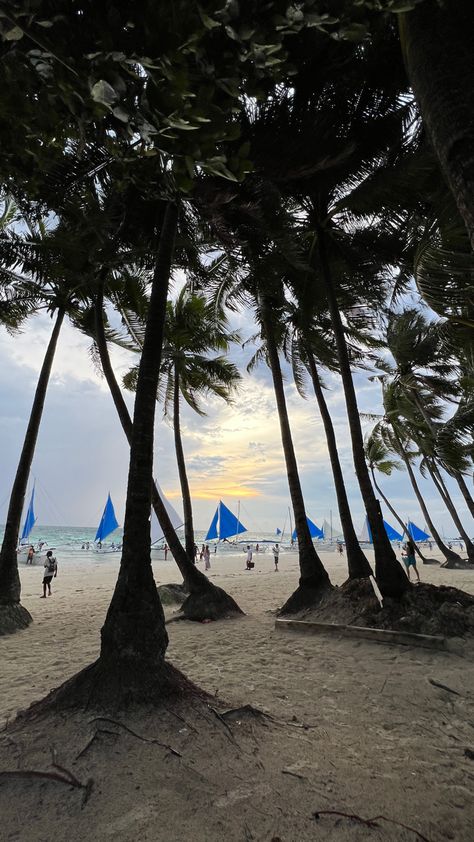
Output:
150,481,184,559
205,500,247,544
93,493,120,553
17,484,52,563
358,516,404,543
291,516,324,542
407,521,430,542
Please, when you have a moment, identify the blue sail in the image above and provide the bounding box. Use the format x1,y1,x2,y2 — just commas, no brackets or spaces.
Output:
383,520,404,541
205,507,219,541
218,501,247,540
95,494,119,543
407,521,430,541
20,486,36,542
292,516,324,541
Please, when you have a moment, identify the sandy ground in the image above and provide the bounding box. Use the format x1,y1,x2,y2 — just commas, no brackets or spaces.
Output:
1,547,474,842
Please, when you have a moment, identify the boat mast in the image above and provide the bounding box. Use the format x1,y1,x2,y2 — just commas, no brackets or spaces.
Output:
288,505,293,545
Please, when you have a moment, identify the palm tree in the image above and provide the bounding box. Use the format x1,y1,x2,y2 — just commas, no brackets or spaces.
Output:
380,382,462,566
365,433,428,563
399,0,474,249
123,287,241,562
282,296,372,579
0,211,84,634
384,308,474,519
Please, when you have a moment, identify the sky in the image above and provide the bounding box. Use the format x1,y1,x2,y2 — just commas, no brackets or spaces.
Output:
0,300,472,540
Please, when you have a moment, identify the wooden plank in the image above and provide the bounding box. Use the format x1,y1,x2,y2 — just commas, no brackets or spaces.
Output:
274,618,447,650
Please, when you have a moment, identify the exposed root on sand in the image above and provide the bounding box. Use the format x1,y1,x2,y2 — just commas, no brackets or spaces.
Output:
279,583,333,616
297,577,474,638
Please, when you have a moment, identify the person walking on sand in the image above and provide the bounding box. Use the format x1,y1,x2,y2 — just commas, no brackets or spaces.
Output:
27,545,34,564
41,550,57,597
401,539,420,583
272,543,280,572
164,543,169,561
204,545,211,570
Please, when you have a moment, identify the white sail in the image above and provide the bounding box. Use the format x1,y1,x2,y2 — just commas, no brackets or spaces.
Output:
358,516,371,543
150,481,184,544
321,518,344,542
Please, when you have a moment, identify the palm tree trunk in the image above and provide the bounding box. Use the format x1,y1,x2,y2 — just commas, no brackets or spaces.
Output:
93,270,241,617
260,303,332,611
316,223,408,597
427,461,474,561
173,370,195,562
400,0,474,249
392,428,461,565
409,388,474,519
369,467,427,564
454,473,474,519
306,352,372,578
0,307,64,634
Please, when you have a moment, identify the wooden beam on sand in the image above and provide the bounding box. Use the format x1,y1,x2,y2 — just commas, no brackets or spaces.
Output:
274,619,447,651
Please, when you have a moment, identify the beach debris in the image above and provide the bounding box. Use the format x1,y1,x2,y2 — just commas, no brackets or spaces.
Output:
0,764,93,806
89,717,182,757
312,809,432,841
428,678,462,696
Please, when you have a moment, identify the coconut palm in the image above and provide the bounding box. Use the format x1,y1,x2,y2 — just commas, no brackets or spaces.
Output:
383,308,474,519
122,286,241,562
365,433,428,563
281,293,373,579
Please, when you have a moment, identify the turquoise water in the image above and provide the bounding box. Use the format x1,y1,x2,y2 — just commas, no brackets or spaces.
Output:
0,524,290,559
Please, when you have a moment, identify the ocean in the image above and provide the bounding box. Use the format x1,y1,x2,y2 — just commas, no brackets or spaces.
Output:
1,524,292,561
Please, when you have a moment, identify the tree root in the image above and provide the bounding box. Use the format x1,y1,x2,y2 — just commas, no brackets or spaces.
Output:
279,583,332,616
89,716,182,756
313,809,432,841
17,657,210,717
181,584,244,621
0,765,93,806
0,603,33,636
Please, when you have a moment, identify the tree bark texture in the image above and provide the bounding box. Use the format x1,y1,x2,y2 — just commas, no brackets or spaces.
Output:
0,307,64,616
401,0,474,249
173,370,196,562
260,302,332,601
454,472,474,520
307,353,372,578
316,225,408,597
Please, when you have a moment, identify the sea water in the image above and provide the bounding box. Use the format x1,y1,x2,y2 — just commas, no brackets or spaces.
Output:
0,524,294,561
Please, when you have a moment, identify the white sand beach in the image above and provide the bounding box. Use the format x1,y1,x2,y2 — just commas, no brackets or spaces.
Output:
1,547,474,841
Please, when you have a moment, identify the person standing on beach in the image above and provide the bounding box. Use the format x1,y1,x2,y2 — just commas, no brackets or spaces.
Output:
41,550,57,597
272,543,279,572
401,540,420,583
204,545,211,570
245,545,253,570
27,546,34,564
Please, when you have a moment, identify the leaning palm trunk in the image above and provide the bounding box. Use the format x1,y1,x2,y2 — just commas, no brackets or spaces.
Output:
93,272,241,622
173,371,196,562
306,352,372,579
260,303,332,612
392,429,462,566
409,388,474,520
368,467,427,564
0,307,65,636
427,461,474,561
316,225,408,598
453,473,474,520
400,0,474,249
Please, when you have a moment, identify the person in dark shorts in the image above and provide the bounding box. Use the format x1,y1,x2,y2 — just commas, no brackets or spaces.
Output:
41,550,57,597
401,540,420,583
